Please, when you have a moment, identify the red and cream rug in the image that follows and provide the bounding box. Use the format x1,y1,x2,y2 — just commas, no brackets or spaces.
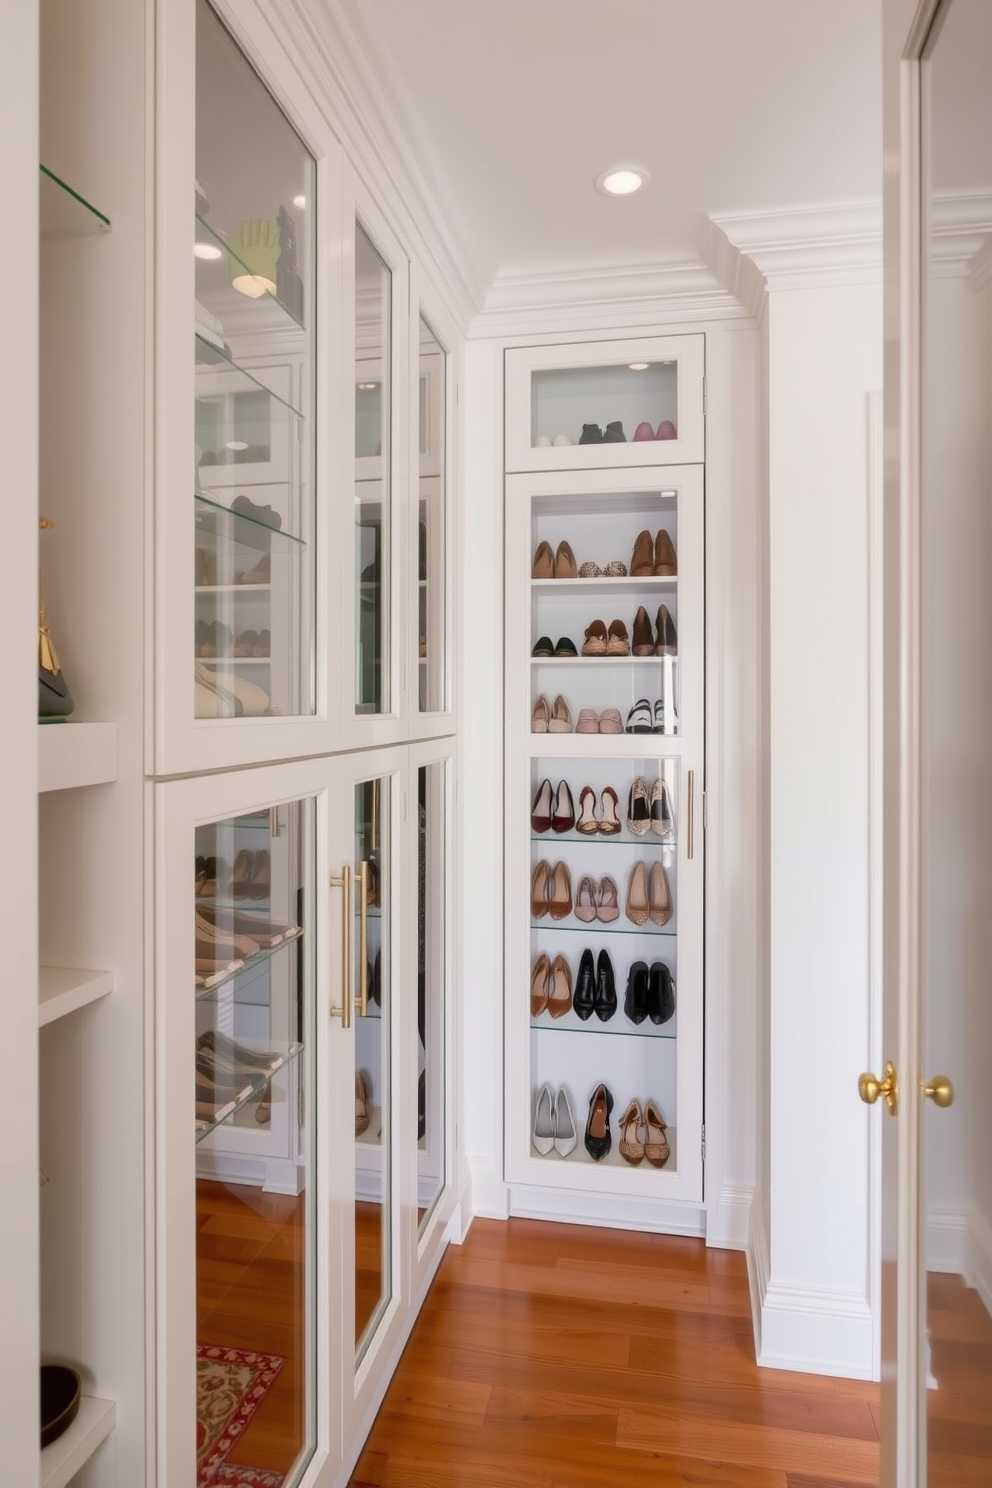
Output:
196,1343,285,1488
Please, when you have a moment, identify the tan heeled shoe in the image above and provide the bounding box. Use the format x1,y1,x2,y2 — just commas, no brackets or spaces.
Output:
599,786,621,835
576,788,599,836
547,955,573,1018
625,862,650,926
654,529,678,576
649,861,673,926
632,605,654,656
532,540,555,578
574,873,597,922
618,1099,645,1165
548,861,573,920
630,528,655,577
530,953,551,1016
554,539,578,579
596,875,620,922
530,861,551,919
644,1099,671,1167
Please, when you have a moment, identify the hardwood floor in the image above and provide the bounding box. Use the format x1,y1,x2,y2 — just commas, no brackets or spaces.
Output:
350,1217,881,1488
927,1271,992,1484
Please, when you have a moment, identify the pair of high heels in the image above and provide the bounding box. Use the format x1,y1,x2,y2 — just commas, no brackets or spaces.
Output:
576,786,621,835
573,948,617,1021
624,961,675,1025
582,618,629,656
632,604,677,656
231,847,271,900
531,860,572,919
573,874,620,923
625,861,673,927
533,1085,578,1156
618,1098,670,1167
531,693,572,732
627,777,675,839
531,779,574,834
630,529,678,575
530,953,572,1017
532,540,578,579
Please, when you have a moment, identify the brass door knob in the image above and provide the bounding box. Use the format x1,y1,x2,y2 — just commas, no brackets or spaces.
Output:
925,1075,954,1108
858,1061,898,1115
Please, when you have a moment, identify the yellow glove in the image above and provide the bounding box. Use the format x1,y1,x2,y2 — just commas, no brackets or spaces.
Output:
229,217,281,297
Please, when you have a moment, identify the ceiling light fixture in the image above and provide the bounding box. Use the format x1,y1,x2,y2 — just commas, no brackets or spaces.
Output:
596,166,649,197
628,362,650,372
194,242,223,261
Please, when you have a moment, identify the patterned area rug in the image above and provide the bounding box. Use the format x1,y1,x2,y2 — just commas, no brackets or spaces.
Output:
211,1467,285,1487
196,1343,285,1488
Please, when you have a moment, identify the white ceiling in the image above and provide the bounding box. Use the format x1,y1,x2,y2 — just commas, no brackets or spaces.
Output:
342,0,882,300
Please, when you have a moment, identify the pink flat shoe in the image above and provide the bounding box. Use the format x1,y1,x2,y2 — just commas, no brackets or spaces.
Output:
598,708,623,734
576,709,600,734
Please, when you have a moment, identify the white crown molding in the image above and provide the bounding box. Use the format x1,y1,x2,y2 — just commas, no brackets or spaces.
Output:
264,0,484,329
924,190,992,282
711,200,883,296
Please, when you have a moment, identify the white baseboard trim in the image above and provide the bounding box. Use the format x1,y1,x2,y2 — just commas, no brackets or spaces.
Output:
759,1282,875,1379
508,1185,704,1236
747,1192,770,1363
706,1182,753,1250
965,1205,992,1319
927,1207,969,1273
465,1154,509,1220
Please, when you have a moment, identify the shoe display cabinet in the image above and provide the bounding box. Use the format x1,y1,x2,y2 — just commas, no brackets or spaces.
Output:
504,338,705,1211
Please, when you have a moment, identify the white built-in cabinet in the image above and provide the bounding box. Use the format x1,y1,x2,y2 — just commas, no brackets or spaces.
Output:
504,335,705,1213
24,0,459,1485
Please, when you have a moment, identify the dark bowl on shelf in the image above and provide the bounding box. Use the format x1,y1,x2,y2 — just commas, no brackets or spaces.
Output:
40,1363,82,1448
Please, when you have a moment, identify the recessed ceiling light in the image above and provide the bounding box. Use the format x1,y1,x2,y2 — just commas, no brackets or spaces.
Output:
194,242,223,260
225,440,248,451
293,194,306,209
596,166,649,197
628,362,650,372
357,382,378,391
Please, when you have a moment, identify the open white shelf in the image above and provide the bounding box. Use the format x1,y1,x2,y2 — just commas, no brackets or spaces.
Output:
38,722,118,792
40,1395,116,1488
39,967,113,1028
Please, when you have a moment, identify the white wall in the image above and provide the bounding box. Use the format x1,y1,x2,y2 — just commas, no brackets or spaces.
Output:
760,281,881,1377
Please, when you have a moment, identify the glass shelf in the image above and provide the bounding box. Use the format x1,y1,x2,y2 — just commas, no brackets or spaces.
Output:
40,164,110,238
194,493,306,550
531,832,676,848
532,919,676,938
530,656,673,668
195,928,304,1000
195,332,306,418
194,213,305,331
530,1013,676,1039
194,1037,303,1143
195,583,270,595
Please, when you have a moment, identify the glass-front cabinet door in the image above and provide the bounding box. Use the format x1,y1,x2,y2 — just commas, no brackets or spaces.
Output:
354,224,393,719
417,313,448,715
194,0,316,727
415,756,449,1237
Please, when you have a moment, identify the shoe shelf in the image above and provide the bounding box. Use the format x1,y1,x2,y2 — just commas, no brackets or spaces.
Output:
194,1037,303,1144
531,576,677,595
198,655,271,667
195,583,270,594
38,721,119,793
39,164,110,240
530,1012,677,1040
533,919,677,939
40,1394,116,1488
530,1127,678,1174
38,966,113,1027
531,831,675,847
194,493,306,551
194,929,303,1000
529,656,675,668
528,734,681,760
194,213,306,334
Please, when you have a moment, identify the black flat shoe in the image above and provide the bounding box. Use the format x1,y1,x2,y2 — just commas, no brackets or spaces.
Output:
532,635,554,657
650,961,675,1024
579,423,603,444
573,948,596,1021
584,1082,614,1161
554,637,578,657
603,420,626,443
595,948,617,1021
624,960,650,1024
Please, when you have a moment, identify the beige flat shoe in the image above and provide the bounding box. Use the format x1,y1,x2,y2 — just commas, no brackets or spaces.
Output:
548,954,573,1018
644,1099,671,1167
548,861,573,920
625,861,650,925
618,1098,646,1165
530,953,551,1016
649,861,673,926
531,694,550,732
554,539,578,579
548,694,572,733
599,708,623,734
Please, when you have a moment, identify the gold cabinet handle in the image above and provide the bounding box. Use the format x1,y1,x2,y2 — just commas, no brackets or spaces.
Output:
686,770,694,860
329,866,352,1028
356,859,370,1017
858,1061,898,1115
925,1075,954,1108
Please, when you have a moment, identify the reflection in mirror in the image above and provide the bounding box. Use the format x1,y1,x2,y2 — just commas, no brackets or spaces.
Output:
194,800,315,1484
418,315,447,712
355,224,391,715
923,2,992,1480
418,763,447,1233
354,778,391,1356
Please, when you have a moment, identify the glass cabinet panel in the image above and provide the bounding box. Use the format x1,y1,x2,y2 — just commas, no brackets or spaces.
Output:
194,0,315,721
417,762,447,1231
355,225,392,715
531,361,678,451
193,800,315,1485
418,315,446,712
353,777,392,1354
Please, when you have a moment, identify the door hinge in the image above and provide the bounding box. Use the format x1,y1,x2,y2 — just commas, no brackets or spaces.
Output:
701,1124,706,1162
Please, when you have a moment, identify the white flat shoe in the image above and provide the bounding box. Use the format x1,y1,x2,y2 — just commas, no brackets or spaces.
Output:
533,1084,556,1155
533,434,552,448
553,433,573,447
554,1087,577,1156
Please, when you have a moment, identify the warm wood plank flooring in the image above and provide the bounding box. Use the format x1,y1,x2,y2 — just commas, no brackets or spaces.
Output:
350,1218,881,1488
927,1271,992,1484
